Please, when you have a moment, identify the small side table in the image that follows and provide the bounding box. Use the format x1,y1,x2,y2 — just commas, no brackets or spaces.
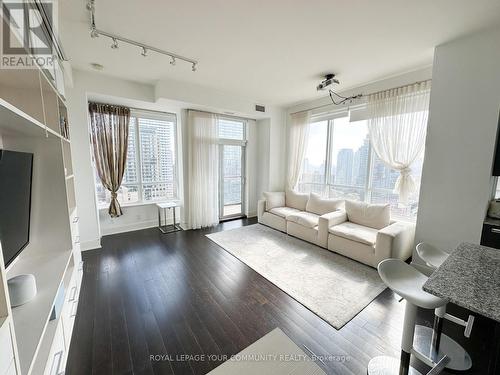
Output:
156,202,182,234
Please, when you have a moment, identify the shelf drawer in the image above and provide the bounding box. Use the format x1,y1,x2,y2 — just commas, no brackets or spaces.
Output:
0,321,14,375
480,224,500,249
61,269,79,348
43,321,65,375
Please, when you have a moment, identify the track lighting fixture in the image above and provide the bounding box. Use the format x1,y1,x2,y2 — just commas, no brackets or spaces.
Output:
87,0,198,71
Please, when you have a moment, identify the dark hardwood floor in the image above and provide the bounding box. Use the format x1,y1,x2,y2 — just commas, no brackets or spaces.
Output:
66,218,495,375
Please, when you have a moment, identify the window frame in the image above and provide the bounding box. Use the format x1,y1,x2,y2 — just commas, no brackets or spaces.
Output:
217,116,247,219
94,109,179,209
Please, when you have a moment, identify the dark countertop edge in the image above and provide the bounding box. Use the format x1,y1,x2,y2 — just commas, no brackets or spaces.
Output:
423,283,500,323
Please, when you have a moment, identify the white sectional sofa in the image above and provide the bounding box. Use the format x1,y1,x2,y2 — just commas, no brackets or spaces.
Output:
257,191,415,268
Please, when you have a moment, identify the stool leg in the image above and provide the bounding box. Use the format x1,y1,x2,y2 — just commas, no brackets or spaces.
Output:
400,302,418,375
432,306,446,352
367,300,422,375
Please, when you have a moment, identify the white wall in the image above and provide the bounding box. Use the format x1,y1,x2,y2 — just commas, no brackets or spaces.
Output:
66,70,286,249
65,70,157,250
414,26,500,260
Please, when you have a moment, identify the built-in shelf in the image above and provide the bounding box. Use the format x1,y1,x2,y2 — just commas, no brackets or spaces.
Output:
0,10,78,375
30,317,58,375
8,247,73,375
0,315,7,330
0,98,71,145
30,263,74,375
0,99,47,138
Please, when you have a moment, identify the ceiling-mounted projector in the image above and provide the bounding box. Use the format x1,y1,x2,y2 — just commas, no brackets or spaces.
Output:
317,74,340,91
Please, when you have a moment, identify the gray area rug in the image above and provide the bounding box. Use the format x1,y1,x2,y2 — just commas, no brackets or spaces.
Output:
207,224,386,329
208,328,326,374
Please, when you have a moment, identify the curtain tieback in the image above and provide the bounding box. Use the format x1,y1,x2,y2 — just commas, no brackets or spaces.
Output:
111,191,118,199
399,167,412,176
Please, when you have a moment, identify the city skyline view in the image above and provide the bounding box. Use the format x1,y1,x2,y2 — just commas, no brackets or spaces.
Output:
299,117,424,219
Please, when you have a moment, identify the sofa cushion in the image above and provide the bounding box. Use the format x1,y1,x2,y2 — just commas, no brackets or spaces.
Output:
329,222,378,246
287,211,320,228
306,193,343,215
345,200,390,229
269,206,300,218
285,189,309,211
263,191,285,210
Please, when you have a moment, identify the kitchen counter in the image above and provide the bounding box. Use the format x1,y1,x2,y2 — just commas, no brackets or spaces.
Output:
423,242,500,323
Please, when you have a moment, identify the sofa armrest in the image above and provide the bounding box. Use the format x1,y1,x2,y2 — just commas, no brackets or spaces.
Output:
257,199,266,223
375,221,416,263
318,210,347,247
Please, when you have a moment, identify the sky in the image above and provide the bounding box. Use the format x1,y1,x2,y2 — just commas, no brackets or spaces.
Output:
305,117,368,167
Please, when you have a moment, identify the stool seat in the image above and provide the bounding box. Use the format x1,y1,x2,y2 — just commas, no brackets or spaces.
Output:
416,242,449,269
378,259,447,309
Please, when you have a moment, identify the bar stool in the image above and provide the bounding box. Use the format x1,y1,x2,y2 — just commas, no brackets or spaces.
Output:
368,259,451,375
416,243,475,339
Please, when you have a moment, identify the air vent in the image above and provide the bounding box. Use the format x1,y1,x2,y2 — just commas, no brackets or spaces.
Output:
255,105,265,113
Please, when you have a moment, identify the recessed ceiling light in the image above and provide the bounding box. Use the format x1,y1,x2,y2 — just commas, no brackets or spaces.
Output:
90,62,104,71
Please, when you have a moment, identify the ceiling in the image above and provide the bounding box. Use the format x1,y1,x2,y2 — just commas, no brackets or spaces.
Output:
59,0,500,107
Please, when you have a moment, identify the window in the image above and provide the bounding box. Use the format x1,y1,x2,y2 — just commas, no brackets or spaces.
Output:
298,116,424,221
95,110,178,207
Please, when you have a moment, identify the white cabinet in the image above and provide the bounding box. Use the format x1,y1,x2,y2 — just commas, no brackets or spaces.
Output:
0,320,15,375
43,322,65,375
60,270,78,348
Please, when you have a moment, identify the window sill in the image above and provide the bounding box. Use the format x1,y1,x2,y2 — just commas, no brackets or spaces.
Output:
98,200,180,211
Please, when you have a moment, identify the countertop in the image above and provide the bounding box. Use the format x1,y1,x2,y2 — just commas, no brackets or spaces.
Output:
423,242,500,323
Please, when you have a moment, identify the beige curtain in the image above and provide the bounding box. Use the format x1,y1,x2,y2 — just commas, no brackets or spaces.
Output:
88,102,130,217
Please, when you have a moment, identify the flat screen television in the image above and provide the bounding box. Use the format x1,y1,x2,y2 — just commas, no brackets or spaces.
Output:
492,111,500,176
0,150,33,267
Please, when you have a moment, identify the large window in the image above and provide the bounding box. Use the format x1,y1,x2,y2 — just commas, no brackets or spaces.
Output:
298,116,424,220
95,110,178,207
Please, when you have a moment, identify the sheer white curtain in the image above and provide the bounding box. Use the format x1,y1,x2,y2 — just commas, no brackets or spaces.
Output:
367,80,431,203
287,111,311,189
188,110,219,229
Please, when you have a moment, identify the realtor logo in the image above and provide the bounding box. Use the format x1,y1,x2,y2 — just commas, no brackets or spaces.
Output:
1,0,55,69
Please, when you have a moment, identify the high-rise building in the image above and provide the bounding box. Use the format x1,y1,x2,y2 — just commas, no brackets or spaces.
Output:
336,148,354,185
353,138,369,186
138,118,175,200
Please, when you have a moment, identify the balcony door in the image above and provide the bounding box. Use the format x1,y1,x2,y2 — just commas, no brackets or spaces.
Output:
218,117,246,220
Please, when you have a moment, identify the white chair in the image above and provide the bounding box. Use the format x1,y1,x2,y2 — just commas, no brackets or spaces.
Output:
368,259,469,375
416,242,475,339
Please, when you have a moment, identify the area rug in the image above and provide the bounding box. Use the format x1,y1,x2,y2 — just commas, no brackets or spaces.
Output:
206,224,386,329
208,328,326,374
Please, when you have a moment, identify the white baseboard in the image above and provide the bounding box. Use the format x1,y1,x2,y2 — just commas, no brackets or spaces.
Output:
246,212,257,218
81,238,102,251
100,219,160,236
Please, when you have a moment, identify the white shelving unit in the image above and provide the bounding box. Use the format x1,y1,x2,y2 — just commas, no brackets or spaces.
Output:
0,25,81,375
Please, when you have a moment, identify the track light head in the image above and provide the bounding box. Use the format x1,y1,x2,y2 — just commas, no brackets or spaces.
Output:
90,28,99,38
192,63,197,72
170,57,176,66
111,38,118,49
141,47,147,57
